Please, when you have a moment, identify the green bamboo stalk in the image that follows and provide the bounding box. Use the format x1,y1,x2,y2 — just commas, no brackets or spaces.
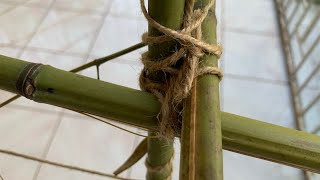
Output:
1,57,320,173
0,42,146,109
70,42,145,73
0,55,160,130
0,55,30,94
146,132,174,180
180,1,223,179
145,0,185,179
194,1,223,179
180,97,192,180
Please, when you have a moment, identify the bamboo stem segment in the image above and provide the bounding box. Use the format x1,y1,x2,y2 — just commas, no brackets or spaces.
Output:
0,55,30,94
180,1,223,179
70,42,145,73
146,132,174,180
1,56,320,173
0,42,146,108
145,0,185,179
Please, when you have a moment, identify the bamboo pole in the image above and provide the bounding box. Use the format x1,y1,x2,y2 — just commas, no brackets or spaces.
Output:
1,57,320,173
180,1,223,179
146,132,174,180
0,55,30,94
70,42,145,73
0,42,146,110
145,0,185,179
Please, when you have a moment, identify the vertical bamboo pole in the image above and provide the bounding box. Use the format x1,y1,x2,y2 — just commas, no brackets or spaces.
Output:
146,0,185,180
180,0,223,179
146,132,174,180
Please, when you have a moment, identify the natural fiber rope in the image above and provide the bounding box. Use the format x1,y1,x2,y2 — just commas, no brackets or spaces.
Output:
139,0,223,138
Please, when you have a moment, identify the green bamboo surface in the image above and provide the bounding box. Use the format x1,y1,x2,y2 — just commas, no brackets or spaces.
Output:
1,56,320,173
146,0,185,179
146,132,174,180
0,42,146,110
0,55,29,94
180,0,223,179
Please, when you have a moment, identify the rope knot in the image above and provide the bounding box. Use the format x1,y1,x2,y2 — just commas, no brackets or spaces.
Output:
139,0,222,138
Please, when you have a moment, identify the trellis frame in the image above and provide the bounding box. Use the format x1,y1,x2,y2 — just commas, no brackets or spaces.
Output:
0,0,319,179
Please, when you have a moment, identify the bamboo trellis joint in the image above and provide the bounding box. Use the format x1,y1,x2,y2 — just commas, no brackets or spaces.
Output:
0,0,319,180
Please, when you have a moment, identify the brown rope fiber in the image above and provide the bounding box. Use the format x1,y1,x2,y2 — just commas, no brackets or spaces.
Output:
139,0,223,138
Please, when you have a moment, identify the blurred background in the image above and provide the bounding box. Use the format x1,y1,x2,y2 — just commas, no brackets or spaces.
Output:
0,0,319,179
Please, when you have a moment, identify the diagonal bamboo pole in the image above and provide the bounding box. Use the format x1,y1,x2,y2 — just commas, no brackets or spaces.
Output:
70,42,145,73
180,0,223,179
145,0,185,179
1,56,320,173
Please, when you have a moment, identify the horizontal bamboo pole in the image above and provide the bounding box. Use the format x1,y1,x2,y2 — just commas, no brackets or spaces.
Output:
0,55,160,130
1,56,320,173
0,55,30,94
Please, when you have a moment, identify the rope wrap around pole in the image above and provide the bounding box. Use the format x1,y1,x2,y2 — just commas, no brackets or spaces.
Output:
139,0,223,138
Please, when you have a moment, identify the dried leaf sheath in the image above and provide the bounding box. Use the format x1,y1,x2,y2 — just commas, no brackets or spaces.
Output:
114,138,148,176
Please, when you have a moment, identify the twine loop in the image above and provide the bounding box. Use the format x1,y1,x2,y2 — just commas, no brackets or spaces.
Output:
139,0,223,138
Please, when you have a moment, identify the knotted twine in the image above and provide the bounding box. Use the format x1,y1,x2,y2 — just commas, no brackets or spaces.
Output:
139,0,223,138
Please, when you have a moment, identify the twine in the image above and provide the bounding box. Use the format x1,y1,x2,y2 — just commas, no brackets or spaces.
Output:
139,0,223,138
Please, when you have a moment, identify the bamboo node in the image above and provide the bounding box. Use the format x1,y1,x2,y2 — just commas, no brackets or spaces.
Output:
15,63,43,99
145,151,174,180
139,0,223,138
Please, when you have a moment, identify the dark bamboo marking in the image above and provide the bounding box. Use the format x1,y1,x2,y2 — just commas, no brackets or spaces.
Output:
15,63,43,99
